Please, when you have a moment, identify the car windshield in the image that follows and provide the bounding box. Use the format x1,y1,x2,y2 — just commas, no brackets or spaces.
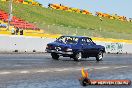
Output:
56,36,79,44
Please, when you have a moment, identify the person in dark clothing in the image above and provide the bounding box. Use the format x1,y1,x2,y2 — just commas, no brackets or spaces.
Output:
16,27,19,35
48,3,51,8
20,28,24,35
129,18,132,22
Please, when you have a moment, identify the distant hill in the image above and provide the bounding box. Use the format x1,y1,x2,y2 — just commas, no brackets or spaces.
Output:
0,1,132,40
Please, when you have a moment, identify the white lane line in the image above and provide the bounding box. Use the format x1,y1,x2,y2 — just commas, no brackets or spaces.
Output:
13,65,22,67
0,72,11,75
19,71,30,74
36,70,50,73
54,68,69,72
36,68,86,73
114,66,128,69
94,67,110,69
0,65,128,75
114,67,123,69
36,67,92,73
120,66,128,68
54,67,92,72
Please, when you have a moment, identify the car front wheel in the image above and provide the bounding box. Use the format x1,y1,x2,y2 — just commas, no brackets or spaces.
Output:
51,53,59,60
73,52,82,61
96,51,103,61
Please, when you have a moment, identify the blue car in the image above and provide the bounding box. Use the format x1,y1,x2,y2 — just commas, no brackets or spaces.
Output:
45,36,105,61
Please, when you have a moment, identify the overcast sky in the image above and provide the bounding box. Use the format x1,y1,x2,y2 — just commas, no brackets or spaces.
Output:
36,0,131,18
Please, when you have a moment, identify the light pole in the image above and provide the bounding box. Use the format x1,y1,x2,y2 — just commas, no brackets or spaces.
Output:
7,0,13,30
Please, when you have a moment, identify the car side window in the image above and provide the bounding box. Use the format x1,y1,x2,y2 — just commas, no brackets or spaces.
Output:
80,38,87,45
86,38,91,43
86,38,95,45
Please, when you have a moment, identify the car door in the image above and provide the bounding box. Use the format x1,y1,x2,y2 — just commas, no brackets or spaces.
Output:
80,38,92,57
86,38,98,55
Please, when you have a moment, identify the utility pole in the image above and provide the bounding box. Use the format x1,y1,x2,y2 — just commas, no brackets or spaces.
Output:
7,0,13,31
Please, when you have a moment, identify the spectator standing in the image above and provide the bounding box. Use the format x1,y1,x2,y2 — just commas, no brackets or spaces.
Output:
129,18,132,22
20,28,24,35
48,3,51,8
11,27,15,35
0,23,1,31
0,23,1,28
16,27,19,35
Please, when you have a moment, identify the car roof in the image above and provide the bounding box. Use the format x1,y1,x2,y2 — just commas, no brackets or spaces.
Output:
61,35,91,39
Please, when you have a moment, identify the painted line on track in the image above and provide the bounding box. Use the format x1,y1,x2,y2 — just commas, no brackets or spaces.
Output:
114,66,128,69
0,66,129,75
36,70,50,73
0,72,12,75
94,67,110,70
19,71,30,74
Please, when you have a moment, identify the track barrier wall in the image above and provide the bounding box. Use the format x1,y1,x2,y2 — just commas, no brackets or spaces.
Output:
0,35,132,54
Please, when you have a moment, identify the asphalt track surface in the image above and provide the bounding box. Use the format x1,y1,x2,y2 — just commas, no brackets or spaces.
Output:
0,53,131,88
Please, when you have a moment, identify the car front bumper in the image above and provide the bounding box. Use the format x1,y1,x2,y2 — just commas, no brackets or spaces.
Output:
45,49,73,55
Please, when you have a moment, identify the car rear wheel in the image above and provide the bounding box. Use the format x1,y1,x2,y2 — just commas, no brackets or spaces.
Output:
51,53,59,60
96,51,103,61
73,52,82,61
